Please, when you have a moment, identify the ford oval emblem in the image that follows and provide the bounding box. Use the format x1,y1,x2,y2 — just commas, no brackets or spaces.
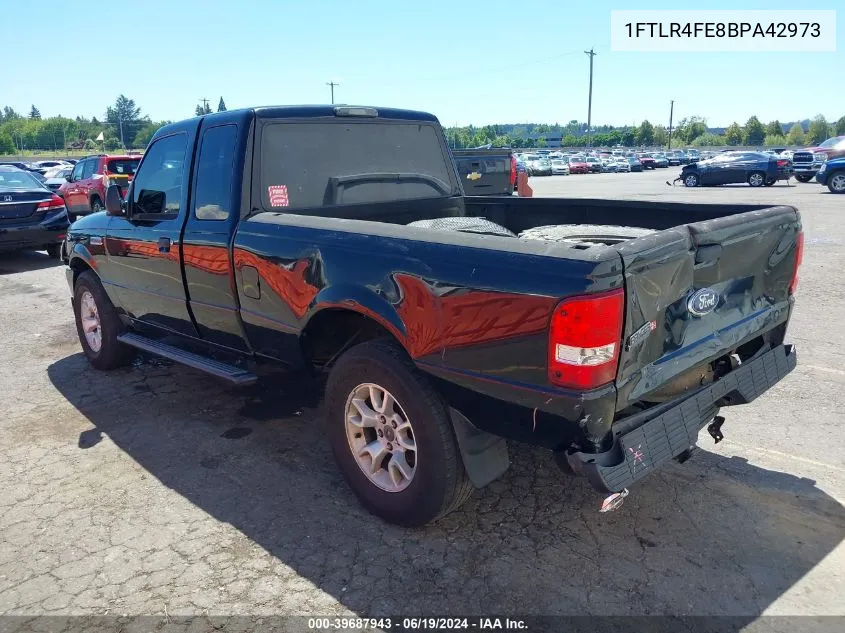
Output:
688,288,719,316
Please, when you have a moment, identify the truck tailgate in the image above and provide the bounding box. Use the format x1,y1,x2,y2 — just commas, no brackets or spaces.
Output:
615,205,802,410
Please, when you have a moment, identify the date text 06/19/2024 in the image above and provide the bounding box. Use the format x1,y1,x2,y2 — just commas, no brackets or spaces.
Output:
307,617,529,630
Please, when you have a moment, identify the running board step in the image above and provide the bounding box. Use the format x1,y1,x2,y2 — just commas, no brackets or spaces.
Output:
117,333,257,385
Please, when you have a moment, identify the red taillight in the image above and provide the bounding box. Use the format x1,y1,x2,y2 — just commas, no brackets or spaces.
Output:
789,231,804,295
548,289,625,390
777,159,788,167
510,155,517,187
37,194,66,213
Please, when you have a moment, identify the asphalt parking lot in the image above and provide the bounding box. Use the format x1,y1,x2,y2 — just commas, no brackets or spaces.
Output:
1,168,843,626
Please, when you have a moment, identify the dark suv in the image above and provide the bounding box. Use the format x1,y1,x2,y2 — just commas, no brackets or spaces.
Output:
57,154,141,219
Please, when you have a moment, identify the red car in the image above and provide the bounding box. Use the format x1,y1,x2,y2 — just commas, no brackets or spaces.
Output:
636,154,657,169
568,156,590,174
58,153,141,219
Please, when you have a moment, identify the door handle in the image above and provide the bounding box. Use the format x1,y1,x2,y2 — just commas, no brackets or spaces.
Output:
158,237,171,253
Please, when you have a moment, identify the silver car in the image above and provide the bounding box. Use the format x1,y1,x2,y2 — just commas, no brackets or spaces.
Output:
551,158,570,175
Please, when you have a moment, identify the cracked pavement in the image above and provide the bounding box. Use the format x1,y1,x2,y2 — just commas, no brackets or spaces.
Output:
0,170,843,626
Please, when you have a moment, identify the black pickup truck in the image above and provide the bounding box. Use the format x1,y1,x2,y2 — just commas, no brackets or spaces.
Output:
63,105,801,526
451,147,515,196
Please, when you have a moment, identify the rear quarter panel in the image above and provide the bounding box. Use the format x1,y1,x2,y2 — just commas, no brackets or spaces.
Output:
232,213,623,422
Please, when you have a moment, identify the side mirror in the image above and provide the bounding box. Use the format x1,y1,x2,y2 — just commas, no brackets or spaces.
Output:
105,184,126,216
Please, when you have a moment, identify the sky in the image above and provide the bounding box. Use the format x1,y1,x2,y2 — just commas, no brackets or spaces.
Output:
1,0,841,128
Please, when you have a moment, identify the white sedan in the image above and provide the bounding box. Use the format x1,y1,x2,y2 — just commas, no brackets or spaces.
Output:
551,159,570,175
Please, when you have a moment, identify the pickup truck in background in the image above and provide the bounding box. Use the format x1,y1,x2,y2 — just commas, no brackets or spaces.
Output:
451,147,515,195
792,135,845,183
63,105,801,526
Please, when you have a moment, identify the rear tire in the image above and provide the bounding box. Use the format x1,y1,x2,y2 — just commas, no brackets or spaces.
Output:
325,340,472,527
46,243,62,259
828,170,845,193
73,271,133,370
748,171,765,187
90,197,103,213
764,177,776,187
795,174,814,183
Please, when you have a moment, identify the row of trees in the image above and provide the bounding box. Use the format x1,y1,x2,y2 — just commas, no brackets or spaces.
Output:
0,95,229,154
444,114,845,150
3,98,845,154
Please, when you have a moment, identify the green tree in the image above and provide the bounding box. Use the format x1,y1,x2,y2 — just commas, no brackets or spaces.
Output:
636,120,655,146
785,122,805,146
3,106,21,121
535,137,548,148
653,125,669,147
104,137,121,151
806,115,831,145
763,134,787,147
0,131,14,154
724,122,743,146
835,116,845,136
766,120,783,136
743,116,766,145
29,105,41,120
84,139,97,150
217,97,227,112
106,95,146,147
620,128,636,147
691,133,725,147
195,105,205,117
561,134,578,147
133,121,168,148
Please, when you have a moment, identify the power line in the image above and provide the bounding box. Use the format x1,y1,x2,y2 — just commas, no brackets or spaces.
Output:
584,49,597,148
326,82,339,105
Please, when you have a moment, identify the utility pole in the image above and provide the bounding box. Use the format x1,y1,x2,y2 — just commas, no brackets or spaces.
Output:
119,118,125,149
326,81,339,104
667,100,675,150
584,49,597,148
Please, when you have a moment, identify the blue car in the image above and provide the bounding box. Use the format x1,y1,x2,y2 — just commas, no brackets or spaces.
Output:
816,157,845,193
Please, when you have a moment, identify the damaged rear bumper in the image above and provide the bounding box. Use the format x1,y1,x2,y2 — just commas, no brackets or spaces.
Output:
562,344,797,493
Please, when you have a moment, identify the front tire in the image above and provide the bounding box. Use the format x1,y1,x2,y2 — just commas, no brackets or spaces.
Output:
683,172,700,187
795,174,814,183
828,170,845,193
325,340,472,527
73,271,133,370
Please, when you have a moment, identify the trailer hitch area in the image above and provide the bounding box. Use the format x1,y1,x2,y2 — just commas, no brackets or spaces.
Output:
599,488,629,513
707,415,726,444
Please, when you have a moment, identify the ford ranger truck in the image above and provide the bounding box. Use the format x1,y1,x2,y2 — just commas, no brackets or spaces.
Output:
63,105,801,527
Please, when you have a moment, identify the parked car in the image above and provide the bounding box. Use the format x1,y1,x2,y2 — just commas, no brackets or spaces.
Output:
685,149,701,163
636,154,656,170
452,148,515,195
0,165,69,257
44,166,74,191
666,151,683,166
63,104,801,527
32,160,71,175
627,157,643,172
649,152,669,168
791,135,845,183
601,158,618,173
58,154,141,219
0,161,40,172
614,157,631,172
586,157,602,173
815,157,845,193
679,151,783,187
550,158,570,175
567,156,590,174
535,156,552,176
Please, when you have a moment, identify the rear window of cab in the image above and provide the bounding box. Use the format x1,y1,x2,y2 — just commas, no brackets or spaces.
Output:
257,120,458,213
106,159,140,175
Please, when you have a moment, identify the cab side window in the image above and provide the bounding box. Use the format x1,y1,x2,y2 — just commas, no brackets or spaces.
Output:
194,125,237,221
131,134,187,218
